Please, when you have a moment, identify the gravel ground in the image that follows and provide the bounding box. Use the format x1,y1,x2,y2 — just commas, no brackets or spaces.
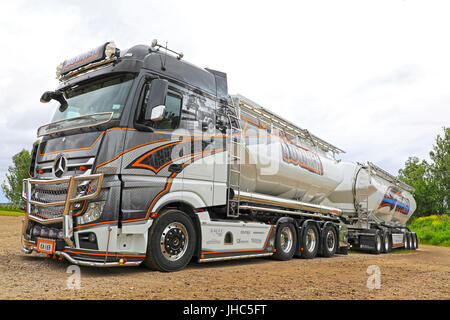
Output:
1,215,449,300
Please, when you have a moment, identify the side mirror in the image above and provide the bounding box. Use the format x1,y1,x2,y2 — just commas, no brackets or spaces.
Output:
40,91,53,103
40,91,68,112
145,79,168,121
150,105,166,122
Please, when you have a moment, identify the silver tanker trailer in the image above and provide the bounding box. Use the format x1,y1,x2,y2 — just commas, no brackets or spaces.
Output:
20,41,418,271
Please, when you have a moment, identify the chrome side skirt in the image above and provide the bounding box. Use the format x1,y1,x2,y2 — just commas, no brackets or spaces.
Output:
198,252,273,263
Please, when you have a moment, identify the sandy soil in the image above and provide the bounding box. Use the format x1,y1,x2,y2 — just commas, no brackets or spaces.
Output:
1,215,449,300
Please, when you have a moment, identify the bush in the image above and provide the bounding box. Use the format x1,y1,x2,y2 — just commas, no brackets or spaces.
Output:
409,214,450,247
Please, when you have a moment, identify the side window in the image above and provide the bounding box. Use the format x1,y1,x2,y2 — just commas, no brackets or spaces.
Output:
137,84,182,130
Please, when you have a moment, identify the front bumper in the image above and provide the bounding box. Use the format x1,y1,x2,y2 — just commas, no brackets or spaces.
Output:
21,241,142,267
22,174,147,267
22,174,104,246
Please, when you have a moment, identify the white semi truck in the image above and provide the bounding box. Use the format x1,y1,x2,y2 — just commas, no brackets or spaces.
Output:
21,41,418,271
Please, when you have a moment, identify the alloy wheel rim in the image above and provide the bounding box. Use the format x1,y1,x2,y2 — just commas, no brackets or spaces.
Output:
160,222,189,261
280,226,294,253
306,228,316,252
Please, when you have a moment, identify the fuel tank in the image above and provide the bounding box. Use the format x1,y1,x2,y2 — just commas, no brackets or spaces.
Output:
235,128,344,205
322,162,416,225
232,114,415,225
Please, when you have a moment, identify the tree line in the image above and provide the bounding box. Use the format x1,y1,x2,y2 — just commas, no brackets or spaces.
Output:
398,127,449,219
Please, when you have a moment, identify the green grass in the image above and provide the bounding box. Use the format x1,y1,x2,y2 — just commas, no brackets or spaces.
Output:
0,209,24,216
409,214,450,247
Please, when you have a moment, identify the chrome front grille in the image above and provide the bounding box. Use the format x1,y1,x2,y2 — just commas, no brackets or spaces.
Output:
22,173,104,248
23,174,104,222
31,182,70,205
32,204,65,220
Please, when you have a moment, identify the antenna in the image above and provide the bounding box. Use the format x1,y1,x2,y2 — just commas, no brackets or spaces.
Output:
150,39,184,60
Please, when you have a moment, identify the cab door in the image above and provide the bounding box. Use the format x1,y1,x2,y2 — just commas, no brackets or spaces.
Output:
118,75,185,223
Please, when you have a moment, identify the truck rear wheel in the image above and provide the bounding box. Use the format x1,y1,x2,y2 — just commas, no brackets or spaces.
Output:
273,223,297,261
143,209,196,272
300,224,319,259
321,224,338,258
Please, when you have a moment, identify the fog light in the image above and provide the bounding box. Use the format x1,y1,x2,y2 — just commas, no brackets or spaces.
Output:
104,41,118,59
40,227,49,238
56,62,64,78
48,228,58,239
88,233,96,242
32,226,41,237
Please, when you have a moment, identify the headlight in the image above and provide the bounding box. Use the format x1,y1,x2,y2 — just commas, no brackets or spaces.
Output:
77,202,105,225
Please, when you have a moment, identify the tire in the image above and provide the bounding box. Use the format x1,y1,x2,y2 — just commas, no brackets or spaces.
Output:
404,233,411,250
143,209,196,272
382,232,392,253
273,222,297,261
372,230,382,254
321,224,338,258
300,223,320,259
414,233,419,249
410,232,417,250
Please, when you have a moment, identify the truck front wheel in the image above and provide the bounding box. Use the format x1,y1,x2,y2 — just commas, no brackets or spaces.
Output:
143,209,196,272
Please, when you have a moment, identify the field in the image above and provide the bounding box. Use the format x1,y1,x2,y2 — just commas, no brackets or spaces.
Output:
0,215,449,300
409,214,450,247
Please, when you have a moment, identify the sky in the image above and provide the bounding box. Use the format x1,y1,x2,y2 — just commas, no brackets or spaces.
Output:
0,0,449,202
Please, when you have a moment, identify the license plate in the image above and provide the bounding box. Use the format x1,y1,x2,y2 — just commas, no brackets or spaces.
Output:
37,239,55,254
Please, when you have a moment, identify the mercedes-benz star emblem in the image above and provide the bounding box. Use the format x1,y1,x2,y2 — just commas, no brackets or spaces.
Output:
53,155,67,178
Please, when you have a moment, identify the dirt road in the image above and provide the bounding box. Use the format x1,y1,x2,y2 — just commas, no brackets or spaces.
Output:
1,215,449,300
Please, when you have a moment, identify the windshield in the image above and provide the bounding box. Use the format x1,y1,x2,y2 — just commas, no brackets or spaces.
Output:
51,73,135,122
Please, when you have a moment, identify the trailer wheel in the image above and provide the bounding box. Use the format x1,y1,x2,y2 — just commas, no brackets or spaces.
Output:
404,233,411,250
143,209,196,272
372,231,382,254
414,233,419,249
321,224,338,258
300,224,319,259
273,223,297,261
410,232,416,250
382,232,392,253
